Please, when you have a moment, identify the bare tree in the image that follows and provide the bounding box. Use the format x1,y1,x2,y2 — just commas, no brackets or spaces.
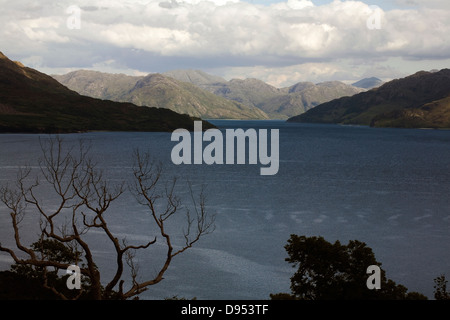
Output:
0,136,215,300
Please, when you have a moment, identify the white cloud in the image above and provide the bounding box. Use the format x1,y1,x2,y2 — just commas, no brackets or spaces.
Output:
287,0,314,10
97,23,197,55
220,63,347,87
394,0,450,9
1,0,450,84
177,0,240,5
218,59,396,87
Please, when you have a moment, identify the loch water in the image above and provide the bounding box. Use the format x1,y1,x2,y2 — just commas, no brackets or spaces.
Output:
0,120,449,299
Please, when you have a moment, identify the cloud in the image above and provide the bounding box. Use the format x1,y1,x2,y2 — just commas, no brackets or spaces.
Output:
287,0,314,9
219,63,347,87
97,23,197,55
394,0,450,9
218,59,404,87
1,0,450,84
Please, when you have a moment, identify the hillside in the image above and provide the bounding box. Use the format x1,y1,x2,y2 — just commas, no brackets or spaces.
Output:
163,69,228,90
205,78,284,118
287,69,450,128
164,70,364,119
0,52,209,133
370,96,450,128
51,70,140,101
257,81,365,118
53,71,269,120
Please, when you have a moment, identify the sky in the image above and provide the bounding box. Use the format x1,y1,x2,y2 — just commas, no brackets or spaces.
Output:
1,0,450,87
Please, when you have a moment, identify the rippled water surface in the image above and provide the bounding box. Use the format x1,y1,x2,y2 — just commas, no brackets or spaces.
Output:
1,120,449,299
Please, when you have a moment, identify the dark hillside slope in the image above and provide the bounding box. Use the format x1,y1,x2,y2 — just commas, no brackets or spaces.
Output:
0,51,207,133
288,69,450,128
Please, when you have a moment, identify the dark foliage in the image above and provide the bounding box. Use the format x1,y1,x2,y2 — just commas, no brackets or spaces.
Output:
271,235,428,300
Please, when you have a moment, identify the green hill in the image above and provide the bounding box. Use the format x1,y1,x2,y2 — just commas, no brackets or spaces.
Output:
0,51,211,133
288,69,450,129
370,96,450,128
257,81,364,118
53,70,269,120
164,70,364,119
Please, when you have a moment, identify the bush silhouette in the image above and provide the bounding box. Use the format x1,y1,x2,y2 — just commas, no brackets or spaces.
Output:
271,235,427,300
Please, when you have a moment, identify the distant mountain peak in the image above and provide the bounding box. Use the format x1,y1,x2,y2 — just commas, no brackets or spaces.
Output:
352,77,384,89
164,69,227,85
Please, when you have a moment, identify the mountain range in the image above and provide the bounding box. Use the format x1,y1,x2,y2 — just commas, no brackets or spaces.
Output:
288,69,450,129
0,52,209,133
53,69,366,120
52,70,268,120
7,50,446,131
165,69,367,119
